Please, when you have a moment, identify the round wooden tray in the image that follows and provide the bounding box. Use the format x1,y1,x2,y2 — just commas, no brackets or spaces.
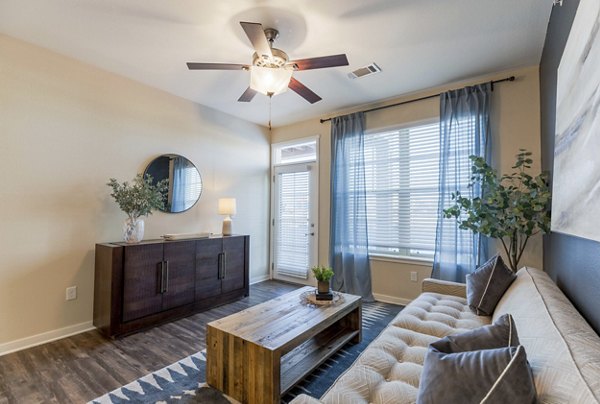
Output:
299,290,345,306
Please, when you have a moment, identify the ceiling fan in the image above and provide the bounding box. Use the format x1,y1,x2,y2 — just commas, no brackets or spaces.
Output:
186,21,349,104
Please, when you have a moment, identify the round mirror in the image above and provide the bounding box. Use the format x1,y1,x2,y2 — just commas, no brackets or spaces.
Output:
144,154,203,213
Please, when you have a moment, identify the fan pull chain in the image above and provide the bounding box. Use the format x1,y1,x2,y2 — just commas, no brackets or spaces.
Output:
268,92,273,131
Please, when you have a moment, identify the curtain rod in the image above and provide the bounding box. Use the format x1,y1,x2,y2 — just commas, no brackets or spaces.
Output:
319,76,515,124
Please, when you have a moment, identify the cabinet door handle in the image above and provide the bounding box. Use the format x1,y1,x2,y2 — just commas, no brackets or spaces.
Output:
164,260,169,293
217,253,223,279
159,261,165,294
222,252,227,279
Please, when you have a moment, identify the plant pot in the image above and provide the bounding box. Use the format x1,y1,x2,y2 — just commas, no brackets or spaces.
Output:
123,217,144,243
317,280,330,294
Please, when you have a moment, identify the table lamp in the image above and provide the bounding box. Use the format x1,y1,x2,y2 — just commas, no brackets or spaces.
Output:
218,198,237,236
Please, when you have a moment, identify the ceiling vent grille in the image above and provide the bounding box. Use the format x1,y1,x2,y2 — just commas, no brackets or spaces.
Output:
348,63,382,79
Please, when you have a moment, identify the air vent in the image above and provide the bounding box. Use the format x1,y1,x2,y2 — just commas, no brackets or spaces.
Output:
348,63,382,79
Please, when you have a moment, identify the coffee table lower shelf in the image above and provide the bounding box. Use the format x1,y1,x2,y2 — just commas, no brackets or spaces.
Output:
281,325,360,394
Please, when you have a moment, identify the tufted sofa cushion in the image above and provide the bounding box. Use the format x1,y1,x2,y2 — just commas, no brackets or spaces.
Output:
292,289,490,404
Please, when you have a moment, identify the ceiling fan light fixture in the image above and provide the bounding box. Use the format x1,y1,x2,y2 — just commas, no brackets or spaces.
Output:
250,66,293,96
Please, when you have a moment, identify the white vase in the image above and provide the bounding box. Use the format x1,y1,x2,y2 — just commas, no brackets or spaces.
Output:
123,217,144,243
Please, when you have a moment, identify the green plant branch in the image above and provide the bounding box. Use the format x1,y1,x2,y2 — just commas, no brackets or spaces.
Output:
499,237,512,267
508,230,518,271
516,235,530,267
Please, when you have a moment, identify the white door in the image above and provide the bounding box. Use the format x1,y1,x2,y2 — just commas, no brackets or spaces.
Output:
272,162,318,284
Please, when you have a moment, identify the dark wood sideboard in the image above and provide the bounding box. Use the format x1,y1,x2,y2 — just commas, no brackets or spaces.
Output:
93,235,249,337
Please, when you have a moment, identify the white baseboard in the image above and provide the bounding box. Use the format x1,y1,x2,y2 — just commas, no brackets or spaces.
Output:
250,273,271,285
0,321,94,357
373,293,412,306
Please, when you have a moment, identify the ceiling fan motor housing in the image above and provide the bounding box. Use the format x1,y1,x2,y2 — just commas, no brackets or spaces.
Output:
253,48,289,68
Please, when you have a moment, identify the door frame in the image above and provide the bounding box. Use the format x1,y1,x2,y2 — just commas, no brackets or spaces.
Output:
270,136,319,285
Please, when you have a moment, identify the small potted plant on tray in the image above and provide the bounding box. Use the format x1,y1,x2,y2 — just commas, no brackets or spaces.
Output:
107,173,168,243
312,266,334,300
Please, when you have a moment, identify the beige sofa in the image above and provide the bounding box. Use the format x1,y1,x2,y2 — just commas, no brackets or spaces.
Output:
291,267,600,404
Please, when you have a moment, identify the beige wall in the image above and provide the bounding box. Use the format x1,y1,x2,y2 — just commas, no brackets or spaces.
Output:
0,35,270,347
271,65,542,304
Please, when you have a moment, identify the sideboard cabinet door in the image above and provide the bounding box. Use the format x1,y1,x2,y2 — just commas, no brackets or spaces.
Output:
195,238,223,300
122,244,164,322
221,236,246,294
162,240,196,311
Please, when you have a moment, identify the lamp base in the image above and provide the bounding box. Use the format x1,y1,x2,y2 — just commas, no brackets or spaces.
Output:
222,217,233,236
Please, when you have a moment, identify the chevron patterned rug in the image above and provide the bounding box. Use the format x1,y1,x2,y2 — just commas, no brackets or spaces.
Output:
91,301,403,404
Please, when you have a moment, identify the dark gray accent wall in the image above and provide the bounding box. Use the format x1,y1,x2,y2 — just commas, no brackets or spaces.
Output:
540,0,600,334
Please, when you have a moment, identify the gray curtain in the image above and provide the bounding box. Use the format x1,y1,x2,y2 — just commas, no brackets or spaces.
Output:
432,83,491,282
329,112,374,301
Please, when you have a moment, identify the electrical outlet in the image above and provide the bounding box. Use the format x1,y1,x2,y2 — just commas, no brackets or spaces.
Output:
410,272,418,282
66,286,77,301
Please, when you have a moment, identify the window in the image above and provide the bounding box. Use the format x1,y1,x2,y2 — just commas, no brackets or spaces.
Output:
273,140,317,165
363,121,440,259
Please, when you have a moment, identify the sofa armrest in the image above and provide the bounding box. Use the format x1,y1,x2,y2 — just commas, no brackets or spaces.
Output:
289,394,324,404
421,278,467,298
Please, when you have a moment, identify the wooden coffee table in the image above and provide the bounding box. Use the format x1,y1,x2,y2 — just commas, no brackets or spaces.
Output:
206,286,361,404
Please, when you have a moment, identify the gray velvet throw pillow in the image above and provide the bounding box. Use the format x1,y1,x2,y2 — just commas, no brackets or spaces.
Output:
416,345,536,404
467,255,516,316
432,314,519,354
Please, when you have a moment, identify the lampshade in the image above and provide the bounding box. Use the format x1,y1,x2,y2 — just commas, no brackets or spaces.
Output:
250,66,293,96
218,198,237,216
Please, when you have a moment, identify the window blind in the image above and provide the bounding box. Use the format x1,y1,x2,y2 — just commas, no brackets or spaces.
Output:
361,119,477,259
183,166,202,207
274,171,310,278
362,122,440,258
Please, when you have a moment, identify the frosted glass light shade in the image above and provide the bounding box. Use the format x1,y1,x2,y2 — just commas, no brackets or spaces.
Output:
250,66,293,96
218,198,237,216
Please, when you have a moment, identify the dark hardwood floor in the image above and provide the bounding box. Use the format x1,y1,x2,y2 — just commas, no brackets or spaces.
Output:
0,280,300,404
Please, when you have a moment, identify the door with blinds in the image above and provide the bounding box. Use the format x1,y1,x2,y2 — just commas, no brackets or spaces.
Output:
272,163,318,284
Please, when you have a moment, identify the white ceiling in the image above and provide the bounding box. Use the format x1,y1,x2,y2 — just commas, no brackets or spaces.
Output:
0,0,552,127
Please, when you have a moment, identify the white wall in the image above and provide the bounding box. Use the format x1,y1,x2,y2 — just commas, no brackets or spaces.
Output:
271,65,542,304
0,34,270,349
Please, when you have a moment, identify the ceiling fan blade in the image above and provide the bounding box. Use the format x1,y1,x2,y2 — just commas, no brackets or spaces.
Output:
187,62,248,70
240,21,273,58
288,77,322,104
288,54,349,71
238,87,258,102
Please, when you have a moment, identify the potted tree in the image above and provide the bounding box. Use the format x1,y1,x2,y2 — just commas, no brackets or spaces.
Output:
444,150,551,272
312,266,335,295
107,173,168,243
